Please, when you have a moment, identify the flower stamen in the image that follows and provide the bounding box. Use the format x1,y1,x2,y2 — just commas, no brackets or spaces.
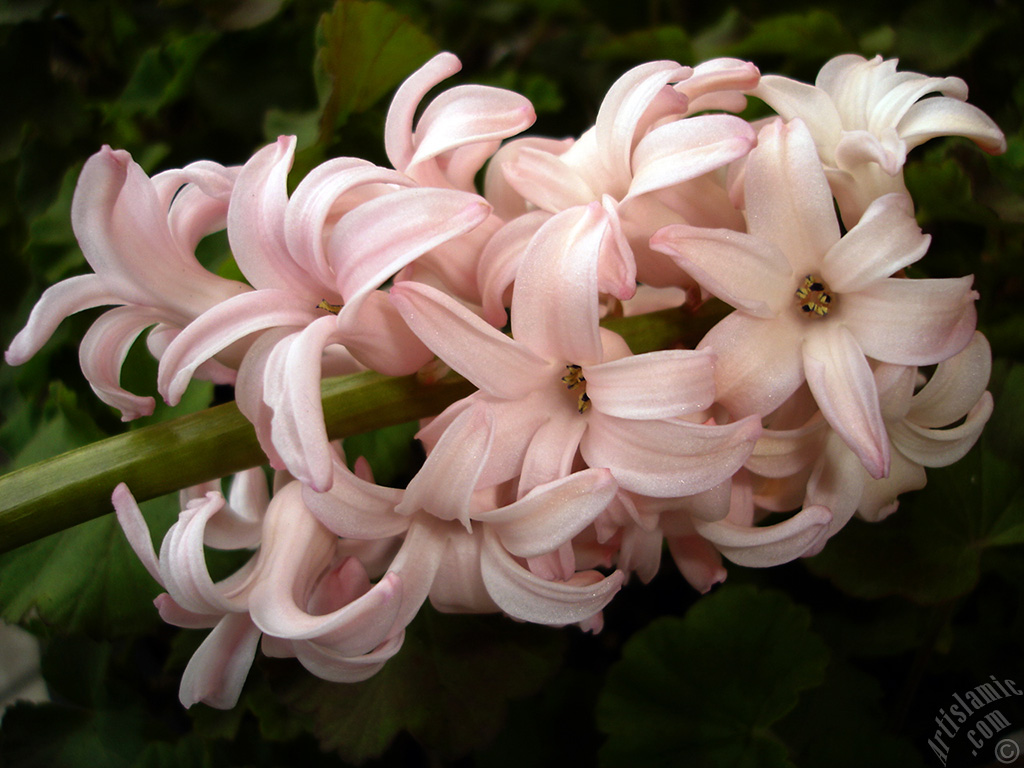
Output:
317,299,342,314
562,364,592,414
795,275,833,318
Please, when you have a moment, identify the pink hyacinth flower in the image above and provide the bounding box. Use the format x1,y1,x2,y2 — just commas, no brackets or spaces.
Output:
392,203,761,499
753,54,1007,224
156,136,492,490
5,147,250,419
651,118,978,480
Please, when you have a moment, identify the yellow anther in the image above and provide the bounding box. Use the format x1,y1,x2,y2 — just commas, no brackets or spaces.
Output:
561,364,591,414
795,275,833,318
317,299,342,314
561,364,584,389
577,391,592,414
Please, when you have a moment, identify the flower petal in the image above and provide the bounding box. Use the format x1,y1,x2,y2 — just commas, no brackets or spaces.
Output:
842,276,978,366
745,119,841,275
650,225,792,317
627,114,757,200
179,612,261,709
823,193,930,293
908,332,991,428
803,324,890,479
582,412,761,497
585,348,716,419
480,527,625,626
390,281,548,399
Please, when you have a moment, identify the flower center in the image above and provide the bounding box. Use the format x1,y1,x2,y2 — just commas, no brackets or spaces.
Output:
795,275,834,318
561,364,592,414
317,299,342,315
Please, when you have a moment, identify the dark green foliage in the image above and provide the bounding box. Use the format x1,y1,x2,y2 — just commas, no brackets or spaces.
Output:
0,0,1021,766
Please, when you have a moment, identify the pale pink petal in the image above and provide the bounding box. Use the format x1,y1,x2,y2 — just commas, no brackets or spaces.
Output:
334,290,432,376
510,204,607,365
698,312,805,418
696,504,832,567
201,468,268,550
284,157,413,287
112,483,164,585
515,412,588,496
907,332,991,427
649,225,792,318
385,52,463,172
477,209,551,326
78,305,163,420
154,593,222,629
745,119,841,274
227,136,322,295
842,276,978,365
752,76,843,158
72,147,225,316
481,469,617,558
823,193,930,293
179,613,262,709
5,275,123,366
627,115,757,200
890,392,993,468
162,172,233,254
585,348,715,419
855,449,926,522
484,136,575,220
801,432,869,546
803,324,890,479
157,289,321,405
582,413,761,497
384,518,450,631
302,460,408,539
159,494,256,615
746,417,828,479
390,281,548,398
502,147,598,212
247,487,403,649
619,526,664,583
595,61,691,192
262,314,346,492
291,632,404,683
234,327,292,471
397,405,495,529
833,129,904,175
407,84,535,175
329,187,491,304
480,527,625,626
667,534,727,593
677,57,760,104
899,96,1006,153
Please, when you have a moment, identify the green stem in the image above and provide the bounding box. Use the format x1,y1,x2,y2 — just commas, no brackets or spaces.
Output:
0,302,726,552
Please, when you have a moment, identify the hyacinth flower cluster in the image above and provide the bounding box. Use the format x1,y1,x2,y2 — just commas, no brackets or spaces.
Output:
5,52,1005,709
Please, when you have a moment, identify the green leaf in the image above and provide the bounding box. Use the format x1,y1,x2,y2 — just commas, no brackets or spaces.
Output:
728,10,855,62
806,447,1024,603
313,0,437,136
107,32,220,121
596,585,830,768
590,26,694,65
0,493,177,636
271,606,566,762
776,659,927,768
